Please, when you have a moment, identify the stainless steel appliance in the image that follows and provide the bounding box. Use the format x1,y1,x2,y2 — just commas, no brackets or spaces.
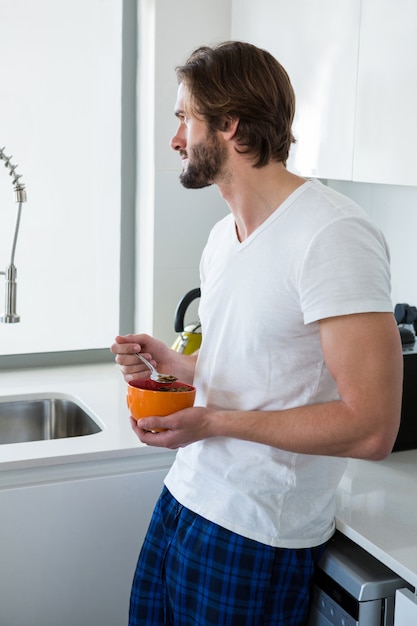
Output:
307,532,410,626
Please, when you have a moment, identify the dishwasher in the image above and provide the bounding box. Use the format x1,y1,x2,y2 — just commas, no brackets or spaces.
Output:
307,532,412,626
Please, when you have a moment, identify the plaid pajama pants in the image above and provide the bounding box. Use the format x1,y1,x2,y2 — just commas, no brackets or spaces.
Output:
129,486,326,626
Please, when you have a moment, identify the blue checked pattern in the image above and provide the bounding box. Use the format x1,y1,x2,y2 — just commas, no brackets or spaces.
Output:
129,487,326,625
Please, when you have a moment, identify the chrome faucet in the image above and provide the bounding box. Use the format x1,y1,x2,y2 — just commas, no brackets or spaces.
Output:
0,146,27,323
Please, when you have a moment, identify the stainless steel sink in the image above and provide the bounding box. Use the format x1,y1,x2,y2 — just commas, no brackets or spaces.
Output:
0,395,102,444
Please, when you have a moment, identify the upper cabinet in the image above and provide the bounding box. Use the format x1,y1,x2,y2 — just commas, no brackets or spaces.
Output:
231,0,361,181
231,0,417,186
353,0,417,186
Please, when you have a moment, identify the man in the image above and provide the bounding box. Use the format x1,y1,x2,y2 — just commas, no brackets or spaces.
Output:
111,41,403,626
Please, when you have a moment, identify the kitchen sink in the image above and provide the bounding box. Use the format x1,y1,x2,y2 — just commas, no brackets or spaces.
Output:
0,395,102,444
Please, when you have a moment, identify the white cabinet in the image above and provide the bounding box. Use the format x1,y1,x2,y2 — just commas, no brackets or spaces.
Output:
353,0,417,186
394,588,417,624
231,0,417,186
0,461,171,626
231,0,361,180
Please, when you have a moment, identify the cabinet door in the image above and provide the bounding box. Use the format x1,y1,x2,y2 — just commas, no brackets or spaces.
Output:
0,468,168,626
394,588,417,624
231,0,361,179
353,0,417,185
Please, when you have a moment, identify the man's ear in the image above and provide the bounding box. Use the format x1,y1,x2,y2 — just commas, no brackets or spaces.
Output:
220,116,239,138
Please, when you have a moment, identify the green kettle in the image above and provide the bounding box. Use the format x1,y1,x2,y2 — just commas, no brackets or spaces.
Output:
171,288,202,354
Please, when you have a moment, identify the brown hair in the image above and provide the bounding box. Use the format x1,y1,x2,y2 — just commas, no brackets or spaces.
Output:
175,41,296,167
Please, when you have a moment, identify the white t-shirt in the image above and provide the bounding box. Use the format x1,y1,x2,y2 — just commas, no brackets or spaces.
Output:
165,179,393,549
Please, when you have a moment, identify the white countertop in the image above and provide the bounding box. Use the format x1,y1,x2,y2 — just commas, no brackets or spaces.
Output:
1,362,417,588
336,450,417,589
0,362,171,473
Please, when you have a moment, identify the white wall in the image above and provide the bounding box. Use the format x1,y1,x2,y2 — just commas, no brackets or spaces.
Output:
138,0,232,345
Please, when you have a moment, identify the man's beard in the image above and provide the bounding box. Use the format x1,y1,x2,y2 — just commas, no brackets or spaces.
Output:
179,131,227,189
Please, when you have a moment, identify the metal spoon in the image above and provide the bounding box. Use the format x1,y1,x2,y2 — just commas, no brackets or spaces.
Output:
135,353,177,384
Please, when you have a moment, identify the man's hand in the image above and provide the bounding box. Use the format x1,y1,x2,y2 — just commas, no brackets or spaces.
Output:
130,406,214,449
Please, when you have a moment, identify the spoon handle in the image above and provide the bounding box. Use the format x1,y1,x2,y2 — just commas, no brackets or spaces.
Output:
135,352,156,375
134,352,177,383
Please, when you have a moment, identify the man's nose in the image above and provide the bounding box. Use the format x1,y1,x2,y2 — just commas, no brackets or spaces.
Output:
170,126,185,152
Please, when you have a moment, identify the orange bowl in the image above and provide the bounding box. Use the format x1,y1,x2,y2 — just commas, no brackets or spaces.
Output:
127,378,196,431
